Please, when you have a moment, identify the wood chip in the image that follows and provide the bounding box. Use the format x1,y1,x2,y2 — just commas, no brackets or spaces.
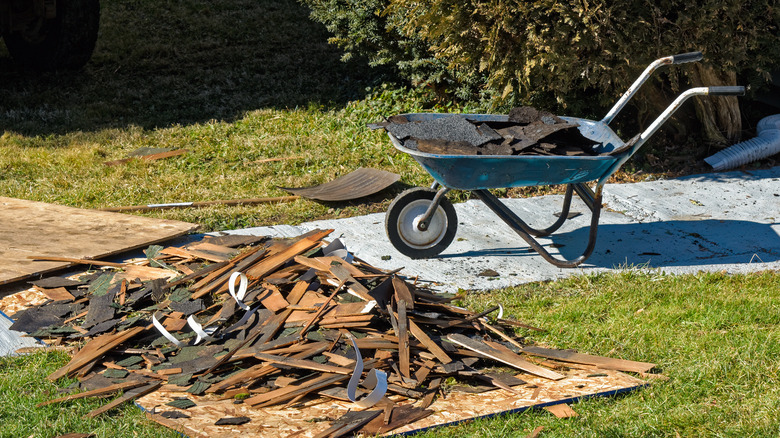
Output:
544,403,579,418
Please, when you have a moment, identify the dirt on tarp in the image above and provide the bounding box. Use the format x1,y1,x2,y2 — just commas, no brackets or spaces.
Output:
376,106,600,157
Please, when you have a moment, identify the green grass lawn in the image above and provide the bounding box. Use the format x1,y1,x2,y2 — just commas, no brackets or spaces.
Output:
2,271,779,437
1,0,778,436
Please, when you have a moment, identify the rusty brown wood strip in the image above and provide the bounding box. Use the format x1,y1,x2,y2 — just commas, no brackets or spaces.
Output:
419,377,441,409
286,279,310,307
35,286,75,302
163,260,230,291
256,284,290,312
190,246,268,299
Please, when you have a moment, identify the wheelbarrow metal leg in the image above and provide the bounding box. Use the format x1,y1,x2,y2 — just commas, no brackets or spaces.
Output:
473,184,602,267
475,185,575,237
417,186,450,231
572,182,598,211
528,184,575,237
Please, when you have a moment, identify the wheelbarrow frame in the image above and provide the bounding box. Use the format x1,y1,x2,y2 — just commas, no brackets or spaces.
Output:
384,52,745,267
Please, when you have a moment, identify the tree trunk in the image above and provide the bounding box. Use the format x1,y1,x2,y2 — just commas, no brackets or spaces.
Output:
688,65,742,147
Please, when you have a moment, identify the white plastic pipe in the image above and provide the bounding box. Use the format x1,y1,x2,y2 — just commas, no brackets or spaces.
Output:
704,114,780,171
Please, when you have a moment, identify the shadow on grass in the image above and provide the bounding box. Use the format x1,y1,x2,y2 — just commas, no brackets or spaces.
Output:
0,0,390,136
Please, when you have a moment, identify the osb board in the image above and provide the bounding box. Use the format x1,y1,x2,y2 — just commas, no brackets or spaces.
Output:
136,369,646,437
0,287,48,316
0,197,198,286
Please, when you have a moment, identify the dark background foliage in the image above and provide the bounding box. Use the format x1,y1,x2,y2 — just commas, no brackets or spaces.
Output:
302,0,780,144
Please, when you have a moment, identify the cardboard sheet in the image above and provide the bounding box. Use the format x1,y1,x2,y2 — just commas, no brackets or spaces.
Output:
0,197,197,286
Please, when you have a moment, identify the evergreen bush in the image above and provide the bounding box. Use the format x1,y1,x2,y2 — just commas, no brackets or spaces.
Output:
302,0,780,144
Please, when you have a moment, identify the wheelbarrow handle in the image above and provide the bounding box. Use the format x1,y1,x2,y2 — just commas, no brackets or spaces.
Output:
708,86,746,96
598,86,746,187
602,52,704,125
671,51,704,64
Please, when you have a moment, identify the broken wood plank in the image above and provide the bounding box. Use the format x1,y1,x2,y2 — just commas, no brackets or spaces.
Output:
328,264,374,302
254,352,352,375
84,381,162,418
180,242,237,263
121,265,179,282
190,246,268,299
408,320,452,364
245,373,350,407
321,352,355,367
37,380,149,407
392,276,415,310
312,409,382,438
521,345,656,373
256,284,290,312
35,286,75,302
397,299,410,379
358,404,434,436
299,278,345,338
99,196,299,212
27,256,125,268
244,229,333,279
446,334,565,380
49,326,147,381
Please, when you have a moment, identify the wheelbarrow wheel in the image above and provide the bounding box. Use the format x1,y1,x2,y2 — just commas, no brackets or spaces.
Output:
385,187,457,259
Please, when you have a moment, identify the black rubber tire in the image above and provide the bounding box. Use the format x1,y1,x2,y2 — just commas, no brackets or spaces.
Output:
3,0,100,71
385,187,458,259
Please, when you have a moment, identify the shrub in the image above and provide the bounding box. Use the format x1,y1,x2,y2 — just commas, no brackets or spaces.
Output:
301,0,482,99
303,0,780,145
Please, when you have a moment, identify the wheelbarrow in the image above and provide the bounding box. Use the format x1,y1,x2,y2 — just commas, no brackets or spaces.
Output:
382,52,745,267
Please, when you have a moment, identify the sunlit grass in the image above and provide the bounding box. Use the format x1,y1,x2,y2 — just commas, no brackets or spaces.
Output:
1,0,778,436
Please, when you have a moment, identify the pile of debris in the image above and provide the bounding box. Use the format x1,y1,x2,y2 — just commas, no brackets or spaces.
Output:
9,230,656,436
375,106,601,157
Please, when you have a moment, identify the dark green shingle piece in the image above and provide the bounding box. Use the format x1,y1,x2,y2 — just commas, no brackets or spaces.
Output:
167,373,193,387
116,356,144,367
215,416,250,425
166,398,197,409
186,380,211,395
103,368,128,379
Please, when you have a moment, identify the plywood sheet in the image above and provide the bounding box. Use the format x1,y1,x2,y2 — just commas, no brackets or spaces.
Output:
0,197,198,286
136,369,646,437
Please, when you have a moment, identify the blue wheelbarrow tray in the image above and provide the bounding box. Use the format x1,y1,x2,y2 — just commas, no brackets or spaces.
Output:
381,53,745,267
387,113,626,190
